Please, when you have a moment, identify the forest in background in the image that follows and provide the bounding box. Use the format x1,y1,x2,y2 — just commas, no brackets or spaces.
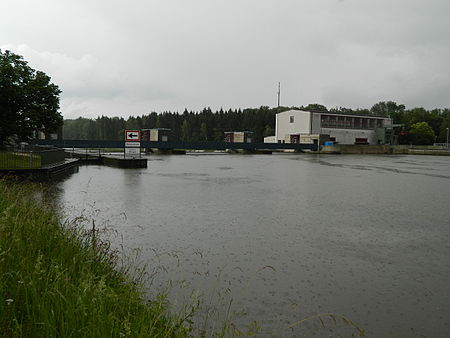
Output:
63,102,450,145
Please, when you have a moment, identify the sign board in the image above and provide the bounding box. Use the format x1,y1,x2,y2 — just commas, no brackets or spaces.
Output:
124,130,141,158
125,130,141,141
125,147,140,156
125,141,141,148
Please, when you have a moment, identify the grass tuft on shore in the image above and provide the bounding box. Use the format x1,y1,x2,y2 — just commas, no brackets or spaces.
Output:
0,180,189,337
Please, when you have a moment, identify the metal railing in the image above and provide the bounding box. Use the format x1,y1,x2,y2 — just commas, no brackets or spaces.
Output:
433,143,450,149
31,139,318,151
39,148,66,166
0,146,66,170
0,150,41,169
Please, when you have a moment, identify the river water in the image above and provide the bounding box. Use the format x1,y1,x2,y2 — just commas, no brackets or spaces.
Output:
53,153,450,337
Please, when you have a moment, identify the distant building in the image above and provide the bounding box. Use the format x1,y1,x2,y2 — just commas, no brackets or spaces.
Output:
141,128,171,142
35,126,63,140
270,110,393,145
263,136,276,143
224,131,254,143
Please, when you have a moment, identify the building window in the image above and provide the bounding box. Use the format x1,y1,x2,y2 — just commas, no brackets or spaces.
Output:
290,116,294,123
361,119,368,129
319,114,381,130
355,138,368,144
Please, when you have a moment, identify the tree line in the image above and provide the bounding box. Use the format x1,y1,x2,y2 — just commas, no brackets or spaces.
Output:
63,107,280,143
2,50,449,146
63,102,450,145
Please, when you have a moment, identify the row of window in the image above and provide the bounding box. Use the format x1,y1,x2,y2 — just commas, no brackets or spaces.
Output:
279,136,369,144
288,114,384,130
320,115,383,130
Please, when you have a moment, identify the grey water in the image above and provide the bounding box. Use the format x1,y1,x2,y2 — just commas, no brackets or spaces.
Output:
53,154,450,337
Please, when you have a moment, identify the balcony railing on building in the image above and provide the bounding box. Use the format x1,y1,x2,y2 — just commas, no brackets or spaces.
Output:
320,115,384,130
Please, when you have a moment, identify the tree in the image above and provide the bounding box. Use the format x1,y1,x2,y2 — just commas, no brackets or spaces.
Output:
263,125,275,137
60,103,450,144
303,103,328,112
0,50,62,145
409,122,435,145
370,101,405,122
180,119,190,141
437,111,450,143
407,107,442,136
199,122,208,141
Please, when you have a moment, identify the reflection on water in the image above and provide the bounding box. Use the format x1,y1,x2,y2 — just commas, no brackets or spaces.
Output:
53,154,450,337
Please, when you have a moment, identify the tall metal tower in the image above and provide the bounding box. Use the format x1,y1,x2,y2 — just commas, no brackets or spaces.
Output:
277,82,281,108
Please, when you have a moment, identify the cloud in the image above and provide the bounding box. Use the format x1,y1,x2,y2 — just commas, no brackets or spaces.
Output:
1,44,180,118
2,0,450,118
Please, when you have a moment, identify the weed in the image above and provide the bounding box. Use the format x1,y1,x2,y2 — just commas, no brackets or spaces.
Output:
0,179,189,337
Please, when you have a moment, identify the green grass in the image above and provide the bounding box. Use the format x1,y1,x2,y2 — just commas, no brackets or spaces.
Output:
0,180,189,337
0,152,41,169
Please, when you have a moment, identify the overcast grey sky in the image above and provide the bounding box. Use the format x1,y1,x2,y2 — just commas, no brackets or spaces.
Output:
1,0,449,119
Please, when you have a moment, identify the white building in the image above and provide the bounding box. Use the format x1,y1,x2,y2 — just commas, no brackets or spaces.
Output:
263,136,276,143
273,110,393,145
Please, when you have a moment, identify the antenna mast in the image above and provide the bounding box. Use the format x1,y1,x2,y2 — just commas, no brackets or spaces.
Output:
277,82,281,108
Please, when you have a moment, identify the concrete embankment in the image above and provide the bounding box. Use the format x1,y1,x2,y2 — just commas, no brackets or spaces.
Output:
406,148,450,156
0,152,147,181
321,144,450,155
0,159,79,180
101,156,147,168
67,151,147,168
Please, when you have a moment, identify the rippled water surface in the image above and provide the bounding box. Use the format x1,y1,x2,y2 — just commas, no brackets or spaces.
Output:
54,154,450,337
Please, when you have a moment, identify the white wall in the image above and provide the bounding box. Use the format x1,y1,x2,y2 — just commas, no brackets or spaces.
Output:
276,110,311,142
264,136,276,143
322,128,378,144
275,110,392,144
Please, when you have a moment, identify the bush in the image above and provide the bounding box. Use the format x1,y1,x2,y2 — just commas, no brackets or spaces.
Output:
409,122,435,145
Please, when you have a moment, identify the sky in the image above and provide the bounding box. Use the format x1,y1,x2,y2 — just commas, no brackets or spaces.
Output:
1,0,449,119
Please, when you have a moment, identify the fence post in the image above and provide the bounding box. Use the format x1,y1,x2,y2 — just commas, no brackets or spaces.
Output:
29,151,33,168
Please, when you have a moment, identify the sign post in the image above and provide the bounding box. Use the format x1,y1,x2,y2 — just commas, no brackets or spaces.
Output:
124,130,141,158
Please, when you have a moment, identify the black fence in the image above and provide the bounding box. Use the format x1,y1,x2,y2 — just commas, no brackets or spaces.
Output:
0,146,66,169
39,148,66,166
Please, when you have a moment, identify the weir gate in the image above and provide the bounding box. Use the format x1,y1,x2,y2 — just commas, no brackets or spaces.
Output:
31,140,318,152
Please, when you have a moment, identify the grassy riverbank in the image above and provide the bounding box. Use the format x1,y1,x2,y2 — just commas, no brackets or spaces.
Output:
0,180,189,337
